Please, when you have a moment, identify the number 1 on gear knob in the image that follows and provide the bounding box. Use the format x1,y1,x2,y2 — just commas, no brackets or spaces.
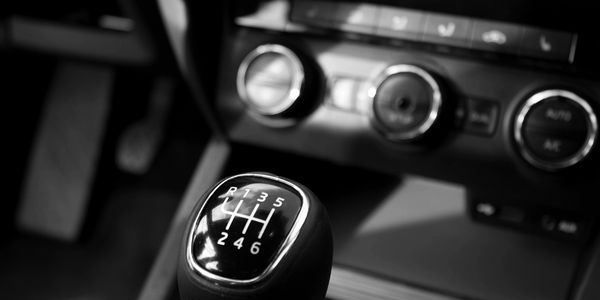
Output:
177,172,333,300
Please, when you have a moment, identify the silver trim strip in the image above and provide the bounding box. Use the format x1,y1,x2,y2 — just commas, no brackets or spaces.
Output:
514,89,598,171
327,266,460,300
569,34,578,64
236,44,305,116
186,172,310,286
368,64,442,141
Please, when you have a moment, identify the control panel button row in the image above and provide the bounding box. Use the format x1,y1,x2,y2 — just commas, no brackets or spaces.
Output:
288,1,577,61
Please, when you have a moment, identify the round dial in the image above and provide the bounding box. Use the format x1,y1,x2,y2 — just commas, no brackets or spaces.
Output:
237,44,317,124
369,64,443,141
514,89,598,171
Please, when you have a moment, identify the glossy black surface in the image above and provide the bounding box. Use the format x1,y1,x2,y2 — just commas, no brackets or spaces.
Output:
373,73,433,133
523,97,590,160
189,175,303,281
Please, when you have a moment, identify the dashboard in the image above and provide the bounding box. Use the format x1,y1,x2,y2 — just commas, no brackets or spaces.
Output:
210,0,600,242
156,1,600,299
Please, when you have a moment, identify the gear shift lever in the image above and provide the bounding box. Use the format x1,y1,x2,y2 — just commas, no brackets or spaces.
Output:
177,172,333,300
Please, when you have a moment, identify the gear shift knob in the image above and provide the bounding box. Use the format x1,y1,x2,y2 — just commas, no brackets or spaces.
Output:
178,173,333,300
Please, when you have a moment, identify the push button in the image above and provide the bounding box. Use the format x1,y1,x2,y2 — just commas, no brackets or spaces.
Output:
524,97,588,138
376,7,424,40
474,202,497,217
462,98,499,136
470,199,593,242
520,27,574,61
422,14,471,46
332,3,379,34
470,20,521,54
290,1,336,28
525,97,588,132
523,132,585,161
539,215,587,239
329,77,361,112
557,219,580,235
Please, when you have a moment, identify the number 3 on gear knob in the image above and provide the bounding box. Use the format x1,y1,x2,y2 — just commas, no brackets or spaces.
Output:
177,172,333,300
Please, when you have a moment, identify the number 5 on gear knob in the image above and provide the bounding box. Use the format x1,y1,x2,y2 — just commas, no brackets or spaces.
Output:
177,172,333,300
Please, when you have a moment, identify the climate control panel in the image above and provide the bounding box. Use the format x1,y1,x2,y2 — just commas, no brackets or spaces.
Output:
216,29,600,214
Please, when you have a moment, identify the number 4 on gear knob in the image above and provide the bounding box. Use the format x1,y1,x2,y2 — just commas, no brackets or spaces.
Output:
177,172,333,300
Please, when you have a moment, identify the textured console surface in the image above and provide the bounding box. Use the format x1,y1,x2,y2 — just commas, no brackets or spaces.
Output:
333,177,581,300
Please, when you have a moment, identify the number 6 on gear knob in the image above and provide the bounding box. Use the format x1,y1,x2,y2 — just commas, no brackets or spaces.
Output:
177,172,333,300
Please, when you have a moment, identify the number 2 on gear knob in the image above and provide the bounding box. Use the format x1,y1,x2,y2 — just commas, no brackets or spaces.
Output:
177,172,333,300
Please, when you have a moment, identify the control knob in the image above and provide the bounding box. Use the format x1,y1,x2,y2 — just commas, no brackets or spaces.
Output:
237,44,320,125
368,64,445,142
514,89,598,171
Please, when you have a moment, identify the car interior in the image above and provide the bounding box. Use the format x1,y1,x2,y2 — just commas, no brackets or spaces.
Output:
1,0,600,299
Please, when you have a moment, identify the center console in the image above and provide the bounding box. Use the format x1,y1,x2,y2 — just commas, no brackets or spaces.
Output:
216,0,600,243
148,0,600,300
